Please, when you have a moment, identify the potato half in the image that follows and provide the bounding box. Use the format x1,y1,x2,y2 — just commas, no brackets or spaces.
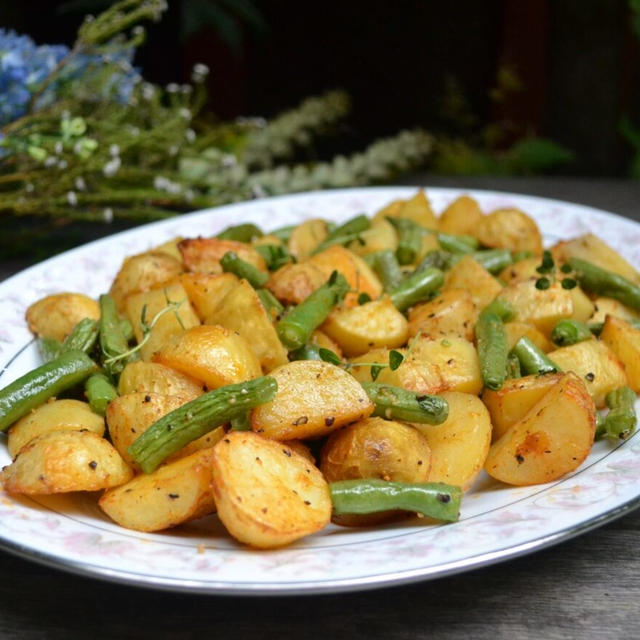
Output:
26,292,100,342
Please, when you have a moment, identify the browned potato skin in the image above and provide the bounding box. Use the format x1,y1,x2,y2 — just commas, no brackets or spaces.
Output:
26,292,100,342
179,237,267,274
266,262,328,305
474,208,543,255
99,448,218,532
1,430,133,495
380,189,438,230
408,289,477,341
484,373,596,486
288,218,328,259
211,432,331,549
504,322,553,353
8,399,104,459
444,256,503,311
251,360,374,440
438,195,483,236
179,272,239,321
600,315,640,393
118,361,204,399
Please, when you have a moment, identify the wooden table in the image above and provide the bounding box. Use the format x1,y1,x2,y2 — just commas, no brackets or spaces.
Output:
1,177,639,639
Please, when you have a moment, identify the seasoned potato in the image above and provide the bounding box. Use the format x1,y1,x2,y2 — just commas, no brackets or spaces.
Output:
180,272,240,321
568,286,596,323
474,208,543,254
153,325,262,389
288,218,328,259
599,316,640,393
410,392,492,490
407,289,477,341
484,373,596,486
211,431,331,548
444,256,503,310
99,448,217,532
548,339,627,407
379,189,437,230
8,399,104,459
589,296,640,324
205,279,288,371
151,236,184,261
125,282,201,361
179,237,266,274
251,360,374,440
266,261,327,305
117,361,204,399
310,330,343,358
498,257,541,285
321,297,408,357
504,321,553,353
347,218,398,256
26,292,100,342
438,195,483,236
482,373,565,441
109,252,183,312
1,430,132,495
372,198,404,222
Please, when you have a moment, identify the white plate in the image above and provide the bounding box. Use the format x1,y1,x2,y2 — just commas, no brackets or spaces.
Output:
1,187,639,596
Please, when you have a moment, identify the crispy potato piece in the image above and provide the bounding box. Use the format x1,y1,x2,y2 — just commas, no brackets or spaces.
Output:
498,257,541,285
266,262,327,305
347,218,398,256
205,279,288,372
322,297,408,357
438,195,483,236
444,255,503,310
26,292,100,342
8,399,104,459
99,448,217,532
211,431,331,548
474,208,543,254
569,286,596,323
251,360,374,440
153,325,262,389
180,272,240,321
599,316,640,393
407,289,477,341
109,252,183,312
379,189,437,230
484,372,596,486
548,339,627,408
1,430,132,495
125,282,201,361
150,236,184,261
372,198,404,222
482,373,565,441
410,392,492,491
288,218,328,259
504,322,553,353
589,296,640,324
417,233,441,263
179,237,266,274
118,361,204,399
410,335,482,395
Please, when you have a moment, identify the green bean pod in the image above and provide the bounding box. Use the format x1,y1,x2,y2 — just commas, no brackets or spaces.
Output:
276,272,349,350
129,376,278,473
0,350,97,432
230,411,253,431
475,311,509,391
437,232,479,254
472,249,513,275
256,288,284,320
271,224,296,243
220,251,269,288
481,298,516,322
389,267,444,312
373,249,404,292
417,250,456,272
289,343,323,361
254,244,293,271
511,336,560,375
596,386,637,441
329,479,461,521
216,223,263,242
551,319,593,347
85,372,118,416
38,337,63,362
361,382,449,424
312,214,371,254
387,217,423,265
63,317,99,353
99,294,132,375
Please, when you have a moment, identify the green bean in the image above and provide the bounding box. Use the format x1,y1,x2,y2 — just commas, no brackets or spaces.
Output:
568,258,640,311
475,311,509,391
216,223,263,242
312,214,371,254
512,250,534,263
551,319,593,347
289,343,323,361
256,288,284,320
472,249,513,275
596,386,637,441
99,294,132,376
276,271,349,350
389,267,444,312
361,382,449,424
63,317,99,353
230,411,253,431
0,350,97,432
220,251,269,288
481,298,516,322
511,336,560,375
38,337,63,362
270,224,296,243
119,317,134,343
387,217,423,265
85,372,118,416
506,352,522,379
329,479,461,522
437,232,479,254
254,243,294,271
129,376,278,473
373,249,404,292
417,249,456,272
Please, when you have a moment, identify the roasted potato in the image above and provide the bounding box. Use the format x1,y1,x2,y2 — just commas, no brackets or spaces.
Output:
117,361,204,399
288,218,328,259
26,292,100,342
444,255,503,310
407,288,477,341
179,272,240,321
599,316,640,393
438,195,483,236
179,237,266,274
474,208,543,254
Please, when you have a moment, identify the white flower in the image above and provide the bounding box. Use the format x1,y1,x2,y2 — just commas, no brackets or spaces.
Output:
67,191,78,206
185,128,196,143
75,177,86,191
54,141,63,155
103,208,114,223
109,144,120,157
103,157,121,177
179,108,192,120
191,63,209,83
166,83,179,93
142,83,155,101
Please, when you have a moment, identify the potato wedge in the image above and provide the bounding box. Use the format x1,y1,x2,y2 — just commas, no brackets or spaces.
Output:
179,272,240,321
251,360,374,440
504,321,553,353
484,372,596,486
600,315,640,393
474,208,543,254
498,257,541,285
410,391,492,491
1,430,132,495
153,325,262,389
444,255,503,310
8,399,104,459
266,261,327,305
211,431,331,548
438,195,483,236
347,218,398,256
407,289,477,341
589,296,640,324
117,361,204,399
287,218,328,259
179,237,266,274
99,448,217,532
26,292,100,342
379,189,437,230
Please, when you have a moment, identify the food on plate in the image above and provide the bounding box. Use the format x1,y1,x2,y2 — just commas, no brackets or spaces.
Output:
0,189,638,549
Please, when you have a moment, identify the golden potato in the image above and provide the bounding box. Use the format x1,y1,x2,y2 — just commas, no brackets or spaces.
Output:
1,430,132,495
179,272,240,321
347,218,398,256
321,297,408,357
179,237,266,274
407,289,477,341
474,208,543,254
410,391,492,490
310,330,343,358
438,195,483,236
444,255,503,310
26,292,100,342
600,315,640,393
205,279,288,372
153,325,262,389
266,262,327,305
548,339,627,408
99,448,217,532
251,360,374,440
379,189,437,230
484,372,596,486
569,286,596,323
150,236,184,261
117,361,204,399
109,252,183,312
589,296,640,324
8,399,104,459
504,321,553,353
287,218,328,259
211,431,331,548
498,257,541,285
372,198,404,222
